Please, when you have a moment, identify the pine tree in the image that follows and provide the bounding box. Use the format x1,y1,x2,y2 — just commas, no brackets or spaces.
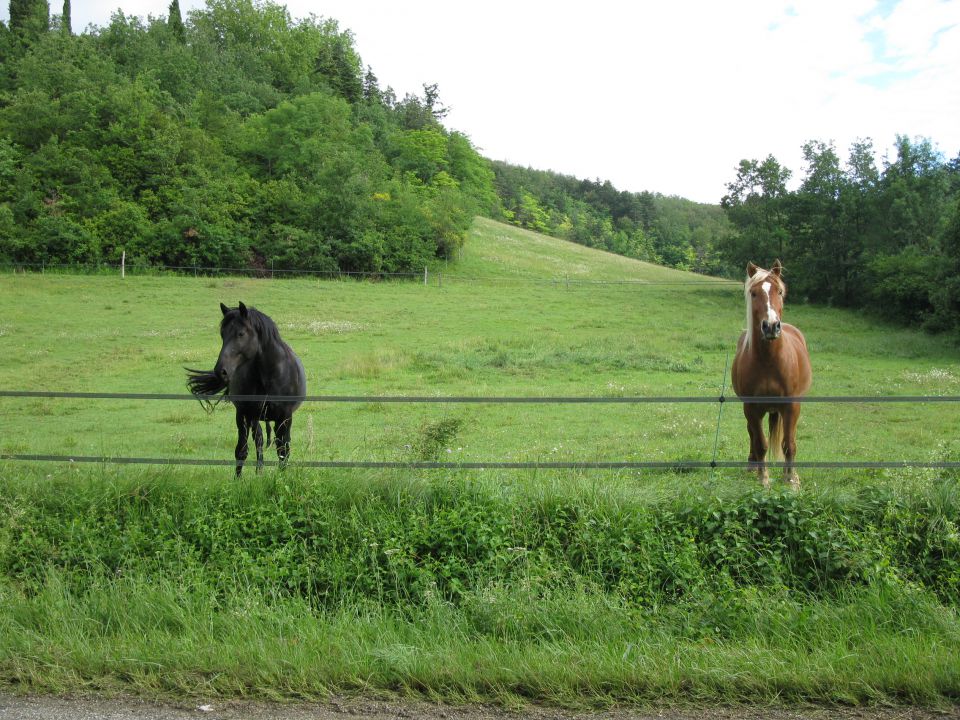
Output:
363,65,382,104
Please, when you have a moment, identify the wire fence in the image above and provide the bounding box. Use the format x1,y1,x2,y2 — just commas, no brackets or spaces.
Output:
2,390,959,404
3,454,959,471
0,261,740,288
2,389,959,471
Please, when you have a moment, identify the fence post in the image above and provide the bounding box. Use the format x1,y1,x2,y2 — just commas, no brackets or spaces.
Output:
438,272,442,288
424,267,428,286
121,251,125,279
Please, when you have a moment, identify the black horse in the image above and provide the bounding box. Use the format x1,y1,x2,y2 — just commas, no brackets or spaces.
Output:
187,302,306,476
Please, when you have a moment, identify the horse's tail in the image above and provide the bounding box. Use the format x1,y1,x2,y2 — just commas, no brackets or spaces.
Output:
768,412,785,462
185,368,227,412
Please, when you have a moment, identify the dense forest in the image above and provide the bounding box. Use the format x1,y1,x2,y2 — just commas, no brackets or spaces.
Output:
0,0,498,272
2,0,960,333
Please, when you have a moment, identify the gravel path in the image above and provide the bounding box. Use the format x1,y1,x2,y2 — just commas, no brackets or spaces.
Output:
1,695,958,720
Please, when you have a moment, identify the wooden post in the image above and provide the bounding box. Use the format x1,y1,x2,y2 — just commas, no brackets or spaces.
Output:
121,251,125,279
424,267,428,286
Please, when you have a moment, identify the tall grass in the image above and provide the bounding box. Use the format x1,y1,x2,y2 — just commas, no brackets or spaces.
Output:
0,466,958,704
2,571,957,705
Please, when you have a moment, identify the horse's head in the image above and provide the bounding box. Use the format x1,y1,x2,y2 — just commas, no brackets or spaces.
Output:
745,260,786,342
215,301,261,385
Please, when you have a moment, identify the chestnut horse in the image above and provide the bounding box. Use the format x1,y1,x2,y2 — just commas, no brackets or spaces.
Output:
731,260,812,488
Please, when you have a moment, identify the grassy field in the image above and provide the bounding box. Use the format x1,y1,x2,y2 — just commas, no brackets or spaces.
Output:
1,216,960,706
2,216,959,474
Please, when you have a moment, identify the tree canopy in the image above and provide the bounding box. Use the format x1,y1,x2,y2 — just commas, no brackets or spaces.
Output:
0,0,496,272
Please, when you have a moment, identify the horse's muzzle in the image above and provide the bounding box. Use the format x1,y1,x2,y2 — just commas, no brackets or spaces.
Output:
761,319,782,340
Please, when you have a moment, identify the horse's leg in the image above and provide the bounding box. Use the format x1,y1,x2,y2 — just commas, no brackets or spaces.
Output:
253,421,265,474
275,416,292,469
744,405,769,487
781,402,801,489
234,412,250,478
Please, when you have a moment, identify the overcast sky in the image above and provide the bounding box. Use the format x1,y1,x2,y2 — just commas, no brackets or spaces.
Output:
4,0,959,203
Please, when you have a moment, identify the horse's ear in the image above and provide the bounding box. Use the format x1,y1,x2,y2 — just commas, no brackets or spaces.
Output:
220,302,229,316
238,301,248,318
771,259,783,277
746,262,759,277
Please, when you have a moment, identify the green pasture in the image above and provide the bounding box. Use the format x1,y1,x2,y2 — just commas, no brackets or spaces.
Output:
1,217,960,706
1,216,959,478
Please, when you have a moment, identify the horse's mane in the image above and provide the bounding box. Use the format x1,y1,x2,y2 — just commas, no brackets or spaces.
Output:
221,305,284,347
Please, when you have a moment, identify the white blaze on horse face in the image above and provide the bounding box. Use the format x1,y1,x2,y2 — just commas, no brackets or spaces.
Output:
761,281,779,325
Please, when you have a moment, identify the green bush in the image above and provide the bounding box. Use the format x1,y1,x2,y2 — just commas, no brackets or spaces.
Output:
3,473,958,608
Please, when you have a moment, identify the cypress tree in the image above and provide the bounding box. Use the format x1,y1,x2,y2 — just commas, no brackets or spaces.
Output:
60,0,70,34
9,0,49,42
168,0,185,42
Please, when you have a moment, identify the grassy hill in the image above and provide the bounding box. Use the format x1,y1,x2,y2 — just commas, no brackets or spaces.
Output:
1,218,959,706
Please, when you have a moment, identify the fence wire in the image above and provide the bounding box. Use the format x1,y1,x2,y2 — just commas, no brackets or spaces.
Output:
2,454,959,471
3,390,960,404
2,388,959,471
1,262,740,287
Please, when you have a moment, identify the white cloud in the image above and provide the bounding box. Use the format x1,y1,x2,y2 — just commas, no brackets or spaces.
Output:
3,0,958,202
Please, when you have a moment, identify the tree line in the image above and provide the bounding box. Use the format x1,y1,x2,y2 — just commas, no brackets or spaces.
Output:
491,141,960,335
492,161,733,276
720,137,960,331
0,0,497,273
